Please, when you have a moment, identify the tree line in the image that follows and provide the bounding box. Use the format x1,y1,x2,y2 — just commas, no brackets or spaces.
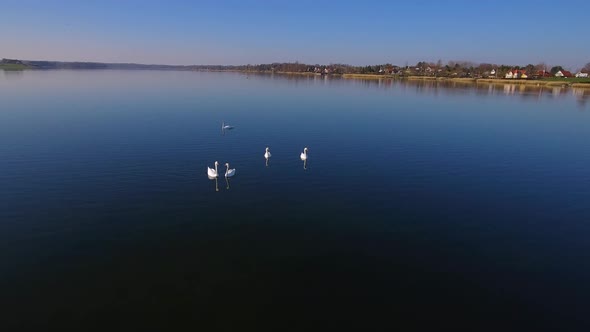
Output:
233,61,590,78
3,58,589,77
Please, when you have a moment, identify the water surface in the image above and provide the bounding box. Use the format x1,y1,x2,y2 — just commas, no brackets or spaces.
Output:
1,70,589,330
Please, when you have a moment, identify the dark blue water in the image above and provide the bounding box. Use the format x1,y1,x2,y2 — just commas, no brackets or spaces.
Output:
1,70,590,330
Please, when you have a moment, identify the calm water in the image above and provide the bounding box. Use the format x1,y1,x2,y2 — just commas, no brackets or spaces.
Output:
1,70,590,330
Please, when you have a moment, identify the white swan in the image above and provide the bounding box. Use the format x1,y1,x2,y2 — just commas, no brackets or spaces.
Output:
264,147,271,160
221,121,234,130
207,161,219,178
224,163,236,177
300,147,308,161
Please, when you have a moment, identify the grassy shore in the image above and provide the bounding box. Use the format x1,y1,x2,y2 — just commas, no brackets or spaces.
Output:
274,71,317,76
339,73,590,88
0,63,30,70
342,73,396,79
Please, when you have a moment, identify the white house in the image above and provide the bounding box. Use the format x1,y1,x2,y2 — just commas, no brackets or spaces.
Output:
505,70,527,79
554,70,573,77
575,71,589,78
490,69,496,76
506,70,520,79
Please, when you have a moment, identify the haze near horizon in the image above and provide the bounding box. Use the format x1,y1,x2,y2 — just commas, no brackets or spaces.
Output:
2,0,589,70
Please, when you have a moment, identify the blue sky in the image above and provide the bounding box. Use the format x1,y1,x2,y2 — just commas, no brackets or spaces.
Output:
2,0,589,70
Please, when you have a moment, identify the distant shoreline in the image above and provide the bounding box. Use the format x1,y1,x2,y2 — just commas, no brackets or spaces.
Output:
3,61,589,88
338,74,590,88
234,71,590,87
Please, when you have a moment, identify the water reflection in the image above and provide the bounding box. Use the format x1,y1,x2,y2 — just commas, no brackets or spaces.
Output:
208,175,219,192
1,69,25,79
210,72,590,108
225,176,231,190
504,84,516,95
573,88,590,108
328,76,590,106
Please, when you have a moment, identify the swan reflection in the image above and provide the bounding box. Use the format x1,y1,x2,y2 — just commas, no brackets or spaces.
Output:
207,161,220,191
225,176,231,190
208,175,219,192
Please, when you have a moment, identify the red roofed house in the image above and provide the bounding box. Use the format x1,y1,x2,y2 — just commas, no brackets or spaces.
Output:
505,69,527,79
555,70,573,78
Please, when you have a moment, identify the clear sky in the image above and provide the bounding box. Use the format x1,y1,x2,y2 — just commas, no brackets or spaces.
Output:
2,0,589,70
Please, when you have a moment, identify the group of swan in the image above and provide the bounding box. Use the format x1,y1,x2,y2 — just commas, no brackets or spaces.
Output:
207,146,308,179
212,121,308,180
207,161,235,178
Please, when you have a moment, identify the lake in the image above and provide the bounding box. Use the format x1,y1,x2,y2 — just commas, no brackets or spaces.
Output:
1,70,589,330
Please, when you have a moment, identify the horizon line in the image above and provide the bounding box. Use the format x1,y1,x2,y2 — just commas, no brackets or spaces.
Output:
2,57,585,71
